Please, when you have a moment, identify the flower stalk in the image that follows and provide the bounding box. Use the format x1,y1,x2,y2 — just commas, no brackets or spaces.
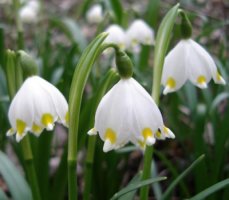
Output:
140,4,180,199
5,50,41,200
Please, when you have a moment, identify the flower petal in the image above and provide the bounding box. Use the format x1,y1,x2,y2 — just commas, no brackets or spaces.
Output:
162,40,188,94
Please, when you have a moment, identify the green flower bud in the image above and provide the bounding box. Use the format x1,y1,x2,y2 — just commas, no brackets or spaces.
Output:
17,50,38,78
115,49,133,79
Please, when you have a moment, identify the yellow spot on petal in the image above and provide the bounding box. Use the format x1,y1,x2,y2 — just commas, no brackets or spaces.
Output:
16,119,26,136
156,130,161,138
32,123,42,134
166,77,176,88
216,71,222,81
163,126,169,135
41,113,54,127
138,140,145,148
142,128,153,140
131,39,138,46
104,128,117,144
197,75,206,84
65,111,69,124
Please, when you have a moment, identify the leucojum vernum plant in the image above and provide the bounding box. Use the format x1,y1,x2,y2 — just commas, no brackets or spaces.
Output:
1,1,229,200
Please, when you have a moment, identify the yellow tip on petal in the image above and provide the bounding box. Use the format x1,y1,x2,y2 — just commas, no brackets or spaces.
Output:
6,128,15,136
142,128,153,140
197,75,207,89
87,128,97,136
32,123,43,136
16,119,27,136
41,113,54,130
104,128,117,144
65,111,69,126
166,77,176,89
216,71,226,85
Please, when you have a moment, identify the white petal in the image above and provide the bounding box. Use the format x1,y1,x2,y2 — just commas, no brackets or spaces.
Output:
103,140,114,152
145,136,156,146
6,129,15,136
26,76,58,130
86,4,103,24
186,39,212,88
16,132,26,142
162,40,188,94
34,76,68,126
8,79,35,131
87,128,97,136
104,25,127,50
126,19,154,49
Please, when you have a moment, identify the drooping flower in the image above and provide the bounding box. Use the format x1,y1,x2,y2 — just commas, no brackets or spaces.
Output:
103,25,127,51
86,4,103,24
162,39,226,95
126,19,154,52
88,78,174,152
19,0,40,24
7,76,68,142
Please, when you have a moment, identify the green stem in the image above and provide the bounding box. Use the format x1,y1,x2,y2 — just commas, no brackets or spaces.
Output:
13,0,24,49
83,69,118,200
139,4,180,199
20,136,42,200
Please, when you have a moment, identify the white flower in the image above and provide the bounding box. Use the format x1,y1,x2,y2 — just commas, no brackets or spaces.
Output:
104,25,127,51
19,0,40,24
88,78,174,152
126,19,154,52
86,4,103,24
162,39,226,95
7,76,68,142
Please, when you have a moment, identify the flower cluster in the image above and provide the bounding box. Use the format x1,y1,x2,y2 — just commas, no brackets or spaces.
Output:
7,76,68,142
162,39,226,94
104,19,154,53
88,77,175,152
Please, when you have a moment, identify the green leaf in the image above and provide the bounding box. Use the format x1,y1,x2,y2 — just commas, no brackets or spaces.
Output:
118,172,142,200
152,3,180,103
210,92,229,115
110,177,167,200
68,32,108,199
161,154,205,200
188,178,229,200
0,151,33,200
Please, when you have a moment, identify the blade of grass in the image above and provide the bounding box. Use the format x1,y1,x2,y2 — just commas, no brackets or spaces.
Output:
188,178,229,200
161,154,205,200
111,177,167,200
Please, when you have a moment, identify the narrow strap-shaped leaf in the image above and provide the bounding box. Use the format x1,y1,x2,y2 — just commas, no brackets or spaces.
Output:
104,0,123,25
118,172,142,200
188,178,229,200
68,32,108,200
161,154,205,200
110,177,167,200
152,3,180,102
0,151,32,200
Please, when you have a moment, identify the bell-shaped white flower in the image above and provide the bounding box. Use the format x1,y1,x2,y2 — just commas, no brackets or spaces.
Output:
86,4,103,24
7,76,68,142
126,19,154,52
162,39,226,95
104,25,127,51
19,0,40,24
88,78,174,152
